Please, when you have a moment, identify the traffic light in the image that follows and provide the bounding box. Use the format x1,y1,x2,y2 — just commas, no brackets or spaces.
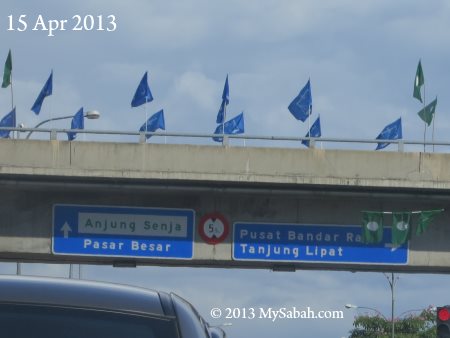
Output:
437,306,450,338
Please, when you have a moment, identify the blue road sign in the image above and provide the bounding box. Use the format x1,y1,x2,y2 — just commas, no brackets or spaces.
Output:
53,204,194,259
233,222,408,265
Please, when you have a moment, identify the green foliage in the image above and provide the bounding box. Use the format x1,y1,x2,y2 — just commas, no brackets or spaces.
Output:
348,307,436,338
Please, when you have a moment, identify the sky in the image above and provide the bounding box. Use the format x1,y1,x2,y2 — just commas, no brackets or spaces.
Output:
1,1,450,337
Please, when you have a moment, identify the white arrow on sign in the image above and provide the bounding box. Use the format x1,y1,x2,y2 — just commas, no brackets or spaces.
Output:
384,243,398,252
60,222,72,239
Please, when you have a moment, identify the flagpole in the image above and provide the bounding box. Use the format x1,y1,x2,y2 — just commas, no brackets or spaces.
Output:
308,77,311,142
49,70,53,134
422,78,426,153
10,75,14,111
422,124,426,153
432,97,436,153
432,112,436,152
49,91,53,133
308,106,311,138
144,104,148,143
10,66,15,139
222,101,226,146
242,111,246,147
145,73,149,139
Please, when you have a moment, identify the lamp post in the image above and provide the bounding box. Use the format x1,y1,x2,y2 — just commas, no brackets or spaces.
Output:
346,272,398,338
16,110,98,273
346,273,398,338
25,110,100,139
385,272,398,338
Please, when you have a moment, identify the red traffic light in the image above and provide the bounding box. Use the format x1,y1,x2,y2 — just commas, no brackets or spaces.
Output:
439,308,450,321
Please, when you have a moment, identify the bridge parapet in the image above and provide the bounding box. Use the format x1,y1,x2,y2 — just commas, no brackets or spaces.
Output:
0,139,448,191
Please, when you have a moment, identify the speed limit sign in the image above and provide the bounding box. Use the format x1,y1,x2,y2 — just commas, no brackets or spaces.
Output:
198,212,229,245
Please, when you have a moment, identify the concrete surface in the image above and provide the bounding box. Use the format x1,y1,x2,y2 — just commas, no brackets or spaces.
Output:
0,139,449,272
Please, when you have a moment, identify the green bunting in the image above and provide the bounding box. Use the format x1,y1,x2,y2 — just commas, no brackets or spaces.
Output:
417,97,437,126
391,212,411,246
361,209,443,246
416,209,443,235
1,49,12,88
362,212,384,244
413,60,424,103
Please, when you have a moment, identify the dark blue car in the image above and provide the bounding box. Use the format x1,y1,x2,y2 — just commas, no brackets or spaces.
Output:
0,275,225,338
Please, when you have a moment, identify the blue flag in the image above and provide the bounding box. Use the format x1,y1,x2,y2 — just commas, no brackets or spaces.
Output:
222,74,230,104
213,112,244,142
375,117,402,150
131,72,153,107
139,109,165,139
216,100,226,124
216,75,229,124
0,107,16,138
67,108,84,141
302,116,321,147
288,79,312,122
31,71,53,115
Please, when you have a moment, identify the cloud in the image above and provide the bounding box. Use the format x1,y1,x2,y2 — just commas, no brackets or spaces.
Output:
173,71,218,111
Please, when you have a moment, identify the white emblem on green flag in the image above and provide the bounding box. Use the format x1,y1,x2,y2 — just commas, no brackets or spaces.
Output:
392,212,411,246
362,212,384,244
413,60,424,103
417,97,437,126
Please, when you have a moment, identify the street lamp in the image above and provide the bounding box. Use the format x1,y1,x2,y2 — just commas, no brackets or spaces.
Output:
385,272,398,338
25,110,100,139
346,272,399,338
345,304,388,320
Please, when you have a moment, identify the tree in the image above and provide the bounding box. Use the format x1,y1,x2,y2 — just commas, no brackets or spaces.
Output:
348,307,436,338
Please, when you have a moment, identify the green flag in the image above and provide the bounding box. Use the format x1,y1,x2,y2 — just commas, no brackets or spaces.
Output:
1,49,12,88
417,97,437,126
413,60,424,103
362,212,384,244
416,209,442,235
392,212,411,246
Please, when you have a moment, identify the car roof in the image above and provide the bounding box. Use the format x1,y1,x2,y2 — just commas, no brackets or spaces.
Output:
0,275,166,316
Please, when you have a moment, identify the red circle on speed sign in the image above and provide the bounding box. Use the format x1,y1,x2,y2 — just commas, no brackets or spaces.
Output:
198,212,229,245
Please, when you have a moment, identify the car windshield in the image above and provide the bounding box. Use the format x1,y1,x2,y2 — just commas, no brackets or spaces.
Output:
171,293,210,338
0,303,180,338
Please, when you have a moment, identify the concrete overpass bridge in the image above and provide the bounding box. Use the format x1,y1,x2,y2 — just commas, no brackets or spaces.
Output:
1,138,450,273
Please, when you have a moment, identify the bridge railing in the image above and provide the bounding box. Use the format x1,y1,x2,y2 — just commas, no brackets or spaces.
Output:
0,126,448,153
